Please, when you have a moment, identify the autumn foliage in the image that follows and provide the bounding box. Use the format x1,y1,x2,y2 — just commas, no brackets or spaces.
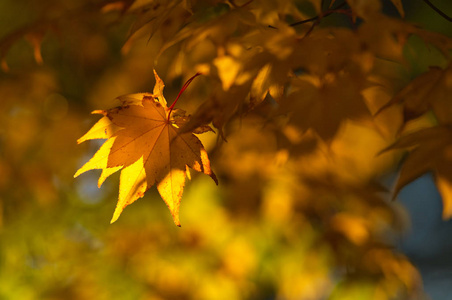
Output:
1,0,452,299
75,71,217,226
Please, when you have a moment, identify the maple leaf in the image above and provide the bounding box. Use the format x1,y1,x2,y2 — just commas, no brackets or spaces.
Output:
75,70,217,226
281,72,372,142
125,0,182,42
383,126,452,219
377,64,452,126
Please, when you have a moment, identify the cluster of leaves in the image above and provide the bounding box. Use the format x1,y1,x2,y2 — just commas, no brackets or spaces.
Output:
71,0,452,225
2,0,452,299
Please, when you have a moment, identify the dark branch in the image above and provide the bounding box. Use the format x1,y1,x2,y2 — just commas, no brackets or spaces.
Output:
289,1,347,27
267,1,347,30
289,15,319,27
422,0,451,22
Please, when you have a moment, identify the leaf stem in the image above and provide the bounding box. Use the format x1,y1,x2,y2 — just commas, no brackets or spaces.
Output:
167,72,202,121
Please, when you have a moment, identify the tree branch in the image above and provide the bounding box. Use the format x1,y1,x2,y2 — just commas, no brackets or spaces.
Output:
289,1,347,27
267,1,347,30
422,0,451,22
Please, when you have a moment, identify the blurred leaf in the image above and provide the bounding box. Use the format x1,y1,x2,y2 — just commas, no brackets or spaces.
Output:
378,63,452,126
125,0,181,42
390,0,404,18
282,72,371,141
384,125,452,219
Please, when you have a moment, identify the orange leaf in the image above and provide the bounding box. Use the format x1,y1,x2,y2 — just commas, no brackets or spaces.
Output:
75,70,217,226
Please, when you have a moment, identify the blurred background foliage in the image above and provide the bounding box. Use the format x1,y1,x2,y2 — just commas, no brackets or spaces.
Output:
0,0,451,299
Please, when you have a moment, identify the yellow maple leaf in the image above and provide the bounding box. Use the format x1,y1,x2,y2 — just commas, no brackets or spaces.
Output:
75,70,217,226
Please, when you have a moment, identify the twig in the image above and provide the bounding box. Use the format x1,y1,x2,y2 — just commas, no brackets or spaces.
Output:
302,21,319,39
267,1,347,30
421,0,451,22
289,15,319,27
289,1,347,27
